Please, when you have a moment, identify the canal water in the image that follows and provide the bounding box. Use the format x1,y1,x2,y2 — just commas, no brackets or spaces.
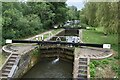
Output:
22,58,73,78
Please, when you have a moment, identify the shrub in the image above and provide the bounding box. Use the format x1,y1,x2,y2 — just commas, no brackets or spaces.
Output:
90,62,96,77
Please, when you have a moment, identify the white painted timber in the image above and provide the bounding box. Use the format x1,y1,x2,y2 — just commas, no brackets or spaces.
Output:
103,44,111,49
6,40,12,43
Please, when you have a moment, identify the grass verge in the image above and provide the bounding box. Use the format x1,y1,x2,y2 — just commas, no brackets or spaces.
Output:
82,29,119,78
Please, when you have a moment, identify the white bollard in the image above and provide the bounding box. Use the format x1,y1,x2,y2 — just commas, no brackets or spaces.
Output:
41,35,44,41
103,44,111,49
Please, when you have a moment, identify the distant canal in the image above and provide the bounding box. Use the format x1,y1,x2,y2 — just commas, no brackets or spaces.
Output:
22,58,73,78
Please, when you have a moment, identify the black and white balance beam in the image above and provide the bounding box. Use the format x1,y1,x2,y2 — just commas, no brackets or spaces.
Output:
6,39,111,49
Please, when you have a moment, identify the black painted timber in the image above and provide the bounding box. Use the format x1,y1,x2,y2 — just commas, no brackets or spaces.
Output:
11,40,103,48
62,27,86,29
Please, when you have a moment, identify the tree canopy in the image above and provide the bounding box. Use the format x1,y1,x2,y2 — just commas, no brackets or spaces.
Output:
2,2,77,45
80,2,119,34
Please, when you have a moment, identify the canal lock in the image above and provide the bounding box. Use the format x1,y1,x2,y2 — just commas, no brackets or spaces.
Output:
12,29,80,78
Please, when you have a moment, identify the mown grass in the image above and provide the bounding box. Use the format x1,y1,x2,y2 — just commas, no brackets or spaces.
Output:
82,28,119,78
83,30,118,46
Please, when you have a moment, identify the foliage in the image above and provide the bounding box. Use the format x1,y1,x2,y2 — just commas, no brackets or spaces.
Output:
80,2,118,34
90,62,96,77
2,2,71,45
32,48,40,57
67,6,79,20
80,23,88,29
90,59,110,77
81,2,119,78
83,29,119,77
112,64,120,78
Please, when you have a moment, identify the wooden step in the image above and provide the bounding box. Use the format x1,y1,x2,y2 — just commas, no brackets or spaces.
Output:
79,60,87,63
78,68,87,71
11,55,18,58
79,58,87,61
9,58,16,61
9,56,17,59
2,72,9,76
77,74,87,78
78,73,87,76
78,70,87,74
3,69,11,72
1,75,8,79
5,65,13,68
78,66,87,69
79,61,87,65
7,61,15,64
78,69,87,72
12,53,19,55
79,65,87,67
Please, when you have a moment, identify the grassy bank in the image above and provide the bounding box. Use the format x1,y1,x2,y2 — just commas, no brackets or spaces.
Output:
82,29,119,78
83,29,118,49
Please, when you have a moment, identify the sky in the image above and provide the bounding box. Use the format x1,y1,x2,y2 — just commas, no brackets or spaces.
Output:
19,0,85,10
66,0,85,10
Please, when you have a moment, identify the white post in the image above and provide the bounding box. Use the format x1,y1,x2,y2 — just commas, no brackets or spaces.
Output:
35,35,39,41
41,35,44,41
6,39,12,43
103,44,111,49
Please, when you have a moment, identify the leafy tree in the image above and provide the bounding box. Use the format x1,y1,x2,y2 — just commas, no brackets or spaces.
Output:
80,2,118,34
67,6,78,20
2,2,70,45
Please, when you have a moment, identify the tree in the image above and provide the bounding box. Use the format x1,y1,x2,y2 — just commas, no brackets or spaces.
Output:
2,2,70,45
80,2,118,34
67,6,79,20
